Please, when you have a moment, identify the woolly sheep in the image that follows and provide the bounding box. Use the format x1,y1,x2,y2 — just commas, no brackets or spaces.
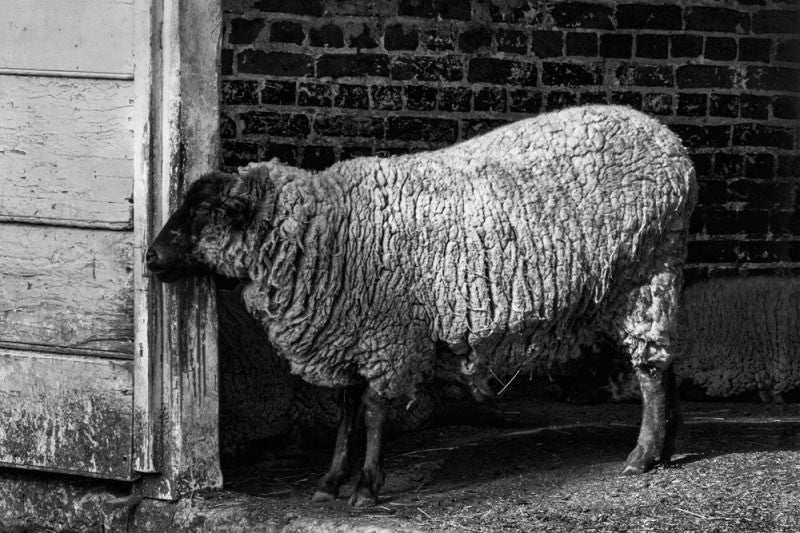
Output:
601,277,800,403
147,105,697,507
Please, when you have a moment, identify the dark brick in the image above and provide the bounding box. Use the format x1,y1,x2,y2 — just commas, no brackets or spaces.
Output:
405,85,438,111
690,154,714,178
728,181,794,209
685,7,751,34
222,140,259,167
778,155,800,177
301,146,337,171
237,50,313,76
733,123,794,149
260,80,295,105
309,23,344,48
459,25,492,53
270,20,304,44
580,91,607,105
462,118,510,139
714,153,744,177
670,124,731,148
468,58,537,86
254,0,323,16
474,87,506,112
349,23,379,49
371,85,403,110
694,208,770,236
240,111,310,136
617,4,682,30
670,35,703,58
745,66,800,91
509,88,542,113
776,39,800,62
642,93,672,115
745,153,775,179
340,146,374,161
600,34,633,58
335,84,369,109
689,241,800,264
770,211,800,236
317,54,389,78
616,63,674,87
487,4,529,23
222,80,259,105
740,94,770,120
422,26,456,51
705,37,737,61
384,24,418,51
612,92,642,109
497,29,528,55
261,142,298,166
531,31,563,58
677,93,707,116
710,94,739,118
676,65,735,89
230,18,265,44
220,113,236,139
546,91,578,111
752,10,798,34
773,95,800,120
543,62,602,86
439,87,472,112
391,55,464,82
698,180,727,205
314,115,384,137
387,117,459,142
549,3,614,30
221,49,233,76
636,34,668,59
566,32,598,56
398,0,471,20
298,82,332,106
738,38,771,63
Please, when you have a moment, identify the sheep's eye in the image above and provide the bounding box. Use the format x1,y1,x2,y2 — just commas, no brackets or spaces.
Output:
189,209,209,238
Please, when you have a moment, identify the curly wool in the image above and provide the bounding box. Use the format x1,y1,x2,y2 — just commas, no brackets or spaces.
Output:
677,277,800,400
212,105,696,399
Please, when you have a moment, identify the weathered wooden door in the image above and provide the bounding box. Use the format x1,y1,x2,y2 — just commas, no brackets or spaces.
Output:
0,0,222,495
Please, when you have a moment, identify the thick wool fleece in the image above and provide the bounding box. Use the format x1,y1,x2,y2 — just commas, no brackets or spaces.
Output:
677,277,800,399
209,105,696,399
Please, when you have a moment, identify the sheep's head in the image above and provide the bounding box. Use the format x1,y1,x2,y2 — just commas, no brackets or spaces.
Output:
146,172,257,283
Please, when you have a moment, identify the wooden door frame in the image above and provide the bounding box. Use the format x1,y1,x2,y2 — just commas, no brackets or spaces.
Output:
132,0,223,499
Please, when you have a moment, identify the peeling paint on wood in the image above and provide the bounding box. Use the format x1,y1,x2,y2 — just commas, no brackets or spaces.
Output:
0,224,134,355
0,349,134,479
0,76,134,227
0,0,134,75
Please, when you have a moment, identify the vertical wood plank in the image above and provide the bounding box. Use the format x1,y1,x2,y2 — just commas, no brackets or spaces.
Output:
133,0,222,499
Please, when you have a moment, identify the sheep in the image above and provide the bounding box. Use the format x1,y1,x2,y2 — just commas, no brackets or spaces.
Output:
146,105,697,507
605,277,800,403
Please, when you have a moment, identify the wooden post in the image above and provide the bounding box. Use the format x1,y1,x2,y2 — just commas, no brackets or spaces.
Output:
133,0,223,499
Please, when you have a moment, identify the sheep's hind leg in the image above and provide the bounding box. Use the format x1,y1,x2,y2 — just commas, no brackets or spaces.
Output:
622,360,670,475
312,383,367,502
349,387,389,507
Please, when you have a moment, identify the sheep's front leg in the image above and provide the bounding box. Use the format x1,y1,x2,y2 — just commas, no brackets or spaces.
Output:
348,387,389,507
622,363,673,475
312,383,366,502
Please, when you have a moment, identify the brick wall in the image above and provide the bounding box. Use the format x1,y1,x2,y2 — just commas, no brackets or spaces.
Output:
220,0,799,276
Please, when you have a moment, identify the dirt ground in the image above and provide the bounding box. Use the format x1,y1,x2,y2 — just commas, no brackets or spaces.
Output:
219,398,800,533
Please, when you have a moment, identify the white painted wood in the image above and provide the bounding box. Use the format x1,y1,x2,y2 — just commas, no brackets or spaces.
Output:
0,0,134,76
0,349,134,480
0,224,134,355
0,75,134,227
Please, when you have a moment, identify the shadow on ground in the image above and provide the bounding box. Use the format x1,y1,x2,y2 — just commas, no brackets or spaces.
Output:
219,399,800,532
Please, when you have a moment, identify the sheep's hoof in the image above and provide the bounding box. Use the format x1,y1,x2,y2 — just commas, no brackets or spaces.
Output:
348,489,378,508
621,446,657,476
311,490,337,503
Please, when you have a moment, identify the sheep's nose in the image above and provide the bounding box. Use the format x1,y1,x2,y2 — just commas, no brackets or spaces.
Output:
146,248,159,266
